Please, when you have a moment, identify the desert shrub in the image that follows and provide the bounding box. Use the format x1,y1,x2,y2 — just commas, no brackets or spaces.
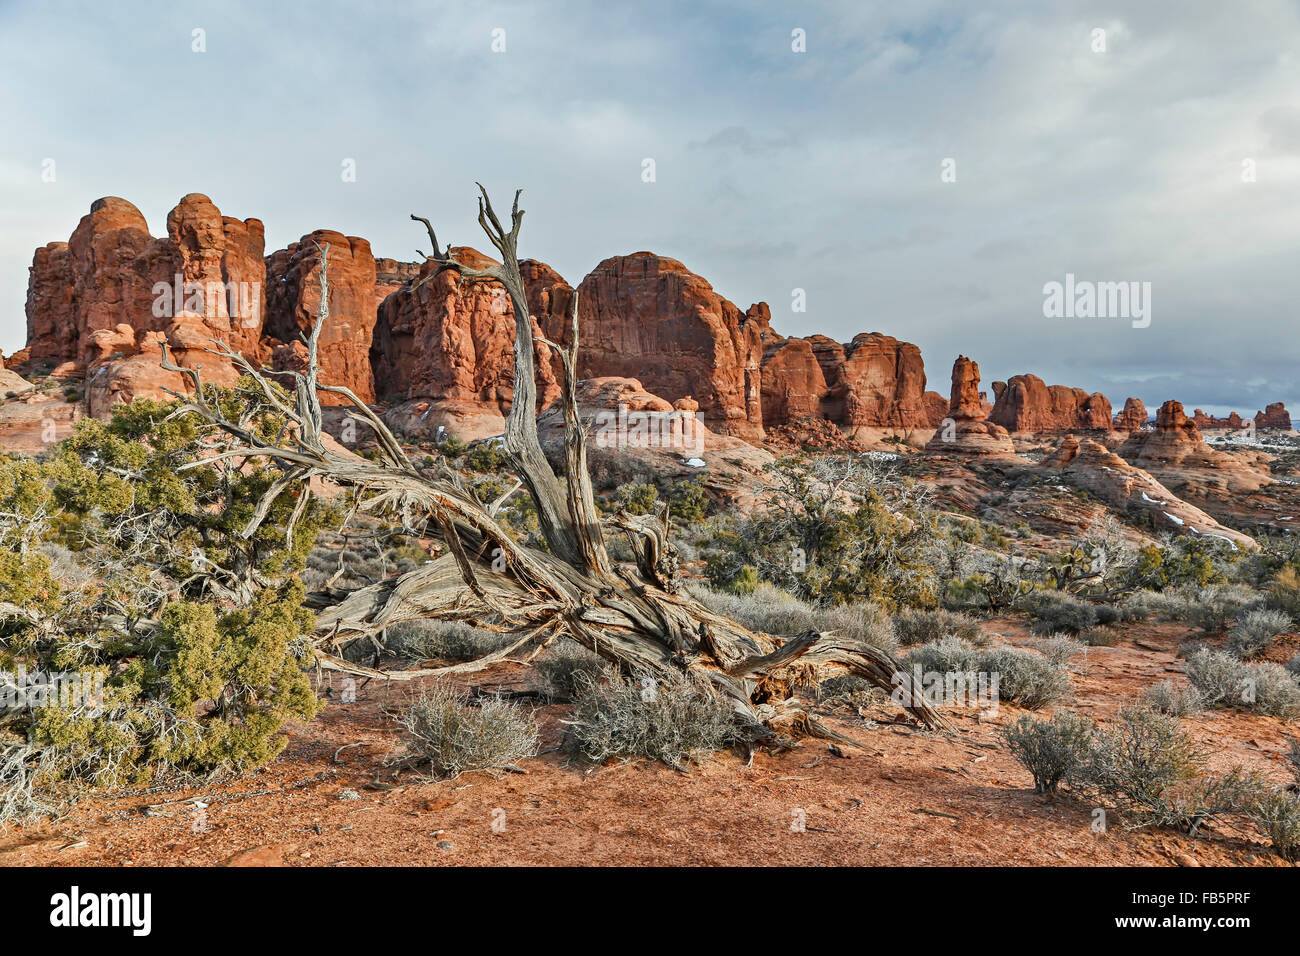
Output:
700,455,943,611
27,582,320,786
904,638,1071,709
1123,537,1242,591
665,477,709,524
1076,706,1201,812
893,608,983,646
1147,769,1270,835
942,574,994,612
536,640,609,700
1185,648,1300,717
1265,566,1300,619
1121,589,1193,622
1078,625,1121,647
982,646,1074,708
1141,680,1205,716
390,620,513,663
1095,604,1121,626
464,441,509,473
435,434,469,459
0,745,61,825
693,583,816,635
612,481,658,516
817,674,883,701
1185,584,1260,634
1288,653,1300,679
565,672,737,768
815,601,898,653
1228,608,1292,659
1250,789,1300,862
947,551,1037,612
0,392,335,808
727,565,759,595
1002,711,1095,793
1184,647,1248,706
1033,634,1087,669
692,584,895,651
1020,591,1098,635
396,683,539,779
1245,663,1300,717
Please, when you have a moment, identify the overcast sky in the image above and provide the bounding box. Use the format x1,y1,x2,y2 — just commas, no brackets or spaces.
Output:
1,0,1296,416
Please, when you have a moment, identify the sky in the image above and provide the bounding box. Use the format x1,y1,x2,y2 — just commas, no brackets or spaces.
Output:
1,0,1296,417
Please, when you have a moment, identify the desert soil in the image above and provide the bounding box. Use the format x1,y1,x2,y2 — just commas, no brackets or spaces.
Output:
3,618,1296,867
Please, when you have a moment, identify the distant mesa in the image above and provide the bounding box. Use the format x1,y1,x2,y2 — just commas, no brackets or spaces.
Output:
989,373,1112,434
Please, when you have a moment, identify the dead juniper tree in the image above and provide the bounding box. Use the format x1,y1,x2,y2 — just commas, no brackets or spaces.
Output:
160,185,950,749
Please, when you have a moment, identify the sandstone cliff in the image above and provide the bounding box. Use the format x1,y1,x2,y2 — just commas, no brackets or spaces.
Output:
989,373,1112,434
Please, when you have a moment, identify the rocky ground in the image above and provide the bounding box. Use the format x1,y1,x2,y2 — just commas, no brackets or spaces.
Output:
4,617,1294,868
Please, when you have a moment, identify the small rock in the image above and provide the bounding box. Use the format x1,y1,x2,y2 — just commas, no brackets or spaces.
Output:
338,789,360,801
222,845,285,867
437,840,453,850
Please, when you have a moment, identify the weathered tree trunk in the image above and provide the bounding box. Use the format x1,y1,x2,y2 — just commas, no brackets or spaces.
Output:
162,186,951,747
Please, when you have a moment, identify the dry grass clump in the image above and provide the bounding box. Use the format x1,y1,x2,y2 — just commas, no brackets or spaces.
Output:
565,672,737,769
396,684,539,779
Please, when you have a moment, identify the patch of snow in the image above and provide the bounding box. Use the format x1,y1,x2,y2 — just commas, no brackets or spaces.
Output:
1141,491,1167,505
683,457,706,468
1163,512,1185,526
1201,533,1239,551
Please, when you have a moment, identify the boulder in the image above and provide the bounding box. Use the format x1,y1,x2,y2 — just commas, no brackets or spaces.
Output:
369,246,561,437
759,331,946,443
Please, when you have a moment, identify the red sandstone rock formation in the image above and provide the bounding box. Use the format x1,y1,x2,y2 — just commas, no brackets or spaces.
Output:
374,258,421,310
372,247,562,440
1118,400,1272,496
19,194,267,417
1043,434,1256,549
1189,403,1291,432
760,331,946,442
1113,397,1149,432
924,356,1017,456
989,373,1112,433
1255,402,1292,430
572,253,764,440
1192,409,1248,430
264,230,382,404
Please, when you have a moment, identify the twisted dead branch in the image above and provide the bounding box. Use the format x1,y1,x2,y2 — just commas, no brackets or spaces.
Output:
159,185,951,745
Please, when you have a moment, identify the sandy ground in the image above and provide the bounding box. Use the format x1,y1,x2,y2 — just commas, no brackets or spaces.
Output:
3,618,1297,867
